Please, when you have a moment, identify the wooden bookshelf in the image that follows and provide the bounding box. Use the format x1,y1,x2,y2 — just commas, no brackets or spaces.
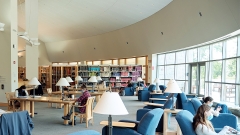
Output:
18,67,26,79
38,66,51,90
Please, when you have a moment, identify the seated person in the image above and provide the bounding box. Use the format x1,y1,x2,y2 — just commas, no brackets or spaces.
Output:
127,80,133,87
203,96,229,115
14,85,29,108
193,104,236,135
62,84,91,125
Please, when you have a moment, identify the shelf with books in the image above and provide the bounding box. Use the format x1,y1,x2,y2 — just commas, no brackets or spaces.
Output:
52,66,62,91
39,66,51,90
18,67,26,80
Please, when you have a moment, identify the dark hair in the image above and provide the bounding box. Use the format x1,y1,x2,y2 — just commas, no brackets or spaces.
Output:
17,85,26,96
203,96,213,103
81,84,87,89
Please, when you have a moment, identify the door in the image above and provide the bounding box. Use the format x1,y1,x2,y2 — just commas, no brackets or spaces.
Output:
189,63,206,95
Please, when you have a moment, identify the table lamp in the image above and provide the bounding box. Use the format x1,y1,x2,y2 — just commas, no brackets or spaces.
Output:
93,92,128,135
164,79,182,110
66,76,73,95
28,77,41,98
137,77,143,87
56,78,70,100
75,76,83,88
88,76,98,92
154,78,160,90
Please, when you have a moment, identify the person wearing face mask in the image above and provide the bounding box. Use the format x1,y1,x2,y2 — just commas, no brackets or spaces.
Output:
193,104,236,135
203,96,222,117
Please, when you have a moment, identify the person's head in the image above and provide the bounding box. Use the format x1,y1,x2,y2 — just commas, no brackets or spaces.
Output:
193,104,214,131
203,96,214,107
19,85,26,90
80,84,87,91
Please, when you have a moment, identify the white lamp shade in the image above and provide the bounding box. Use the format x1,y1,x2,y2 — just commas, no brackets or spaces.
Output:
75,76,83,81
137,77,143,82
96,76,102,81
66,76,73,82
164,79,182,93
28,77,41,85
154,78,160,83
56,78,70,86
88,76,98,82
93,92,128,115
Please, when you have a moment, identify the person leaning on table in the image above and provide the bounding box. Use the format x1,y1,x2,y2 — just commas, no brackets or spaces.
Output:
14,85,29,108
193,104,236,135
62,84,91,125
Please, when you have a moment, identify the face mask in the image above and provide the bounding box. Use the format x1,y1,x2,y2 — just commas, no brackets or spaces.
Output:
208,102,213,107
207,113,213,120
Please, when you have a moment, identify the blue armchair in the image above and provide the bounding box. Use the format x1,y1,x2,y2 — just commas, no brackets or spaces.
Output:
124,87,134,96
138,87,149,101
137,97,176,132
176,93,238,129
102,108,164,135
148,84,156,92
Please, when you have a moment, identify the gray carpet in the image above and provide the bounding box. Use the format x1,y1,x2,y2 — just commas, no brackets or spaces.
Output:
0,96,177,135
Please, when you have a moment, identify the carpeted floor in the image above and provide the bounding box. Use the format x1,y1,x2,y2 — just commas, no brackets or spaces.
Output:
0,95,178,135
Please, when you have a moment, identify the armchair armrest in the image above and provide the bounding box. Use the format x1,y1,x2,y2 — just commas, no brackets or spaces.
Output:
102,126,141,135
118,120,139,130
211,113,237,129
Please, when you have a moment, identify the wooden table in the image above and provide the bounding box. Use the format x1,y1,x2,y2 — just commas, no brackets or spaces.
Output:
10,96,75,125
144,102,164,107
163,109,182,135
51,91,103,102
100,121,135,128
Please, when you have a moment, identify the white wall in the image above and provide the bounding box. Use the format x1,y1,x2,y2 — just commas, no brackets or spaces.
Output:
45,0,240,62
0,0,18,103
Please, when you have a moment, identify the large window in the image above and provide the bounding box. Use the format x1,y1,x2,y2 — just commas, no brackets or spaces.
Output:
157,34,240,105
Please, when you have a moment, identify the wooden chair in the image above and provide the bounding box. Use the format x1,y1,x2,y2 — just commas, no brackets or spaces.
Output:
47,88,54,107
5,92,16,111
72,96,95,127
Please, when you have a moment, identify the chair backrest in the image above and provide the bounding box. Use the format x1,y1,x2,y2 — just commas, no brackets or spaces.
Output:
148,84,156,92
137,108,164,135
163,97,177,109
47,88,52,94
176,93,196,115
190,98,202,112
5,92,15,111
85,96,95,118
175,110,196,135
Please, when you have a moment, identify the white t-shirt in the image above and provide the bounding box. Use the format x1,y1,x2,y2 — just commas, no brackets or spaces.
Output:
195,124,229,135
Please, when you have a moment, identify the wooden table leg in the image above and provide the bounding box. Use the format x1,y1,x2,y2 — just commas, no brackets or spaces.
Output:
63,103,68,125
25,101,30,113
20,101,25,111
30,101,34,117
163,111,167,135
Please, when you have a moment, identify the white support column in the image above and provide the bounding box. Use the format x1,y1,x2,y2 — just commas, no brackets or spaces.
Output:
25,0,39,79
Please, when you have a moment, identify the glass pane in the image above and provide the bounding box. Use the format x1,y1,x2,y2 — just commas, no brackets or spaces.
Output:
93,61,101,65
165,65,174,79
158,66,165,79
159,80,164,85
191,66,197,93
175,65,185,80
157,54,165,65
119,59,125,65
176,81,185,92
199,65,205,95
210,61,222,82
187,49,198,63
211,42,222,60
199,46,209,61
223,84,235,103
102,60,112,65
210,83,221,102
165,53,175,64
113,60,118,65
126,58,136,65
226,37,237,58
184,81,188,93
137,57,146,65
225,59,236,83
176,51,185,64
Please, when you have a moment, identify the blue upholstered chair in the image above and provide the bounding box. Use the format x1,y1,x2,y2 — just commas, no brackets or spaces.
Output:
176,93,238,129
102,108,164,135
148,84,156,92
175,110,196,135
138,87,149,101
124,87,134,96
130,97,177,132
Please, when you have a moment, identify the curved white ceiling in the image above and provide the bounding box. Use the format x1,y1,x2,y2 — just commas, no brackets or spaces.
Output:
18,0,172,43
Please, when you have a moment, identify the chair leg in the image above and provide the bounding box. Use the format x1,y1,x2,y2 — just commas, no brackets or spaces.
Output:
86,119,88,128
91,118,94,125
